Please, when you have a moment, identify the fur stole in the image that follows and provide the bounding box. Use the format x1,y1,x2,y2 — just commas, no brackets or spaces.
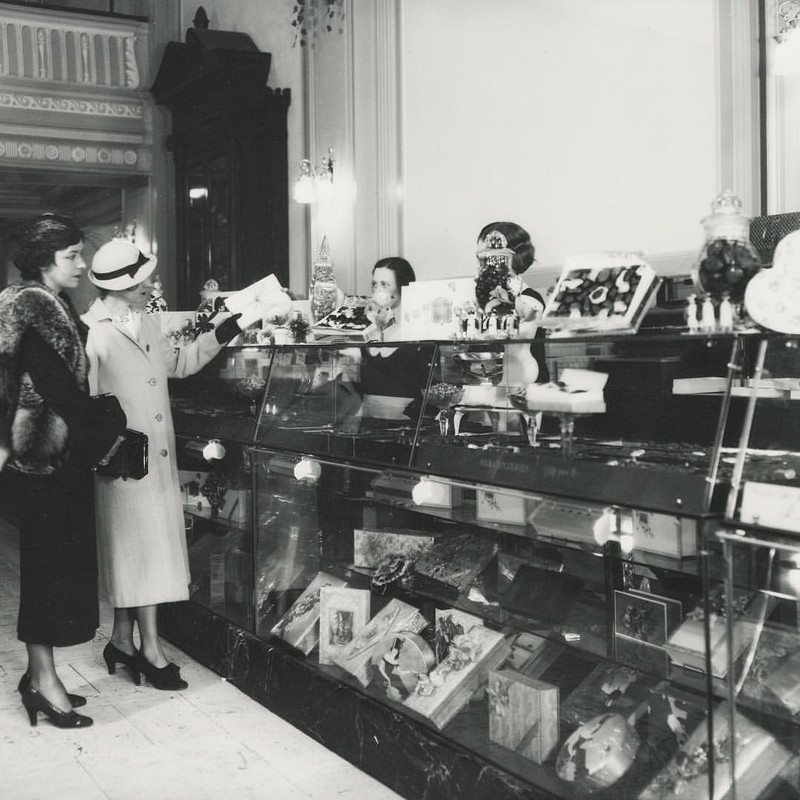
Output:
0,282,88,474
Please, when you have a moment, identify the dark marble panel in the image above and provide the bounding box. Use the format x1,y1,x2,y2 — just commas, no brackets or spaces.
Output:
160,601,553,800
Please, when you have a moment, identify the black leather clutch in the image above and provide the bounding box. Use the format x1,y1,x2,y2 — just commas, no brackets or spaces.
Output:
95,429,148,480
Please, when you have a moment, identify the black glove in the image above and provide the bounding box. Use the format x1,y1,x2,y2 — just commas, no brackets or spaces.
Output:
214,313,243,345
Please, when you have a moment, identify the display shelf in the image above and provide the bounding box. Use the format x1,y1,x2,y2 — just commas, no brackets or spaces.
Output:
162,331,800,800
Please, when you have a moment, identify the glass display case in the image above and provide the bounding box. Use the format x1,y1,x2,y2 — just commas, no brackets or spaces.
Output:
715,334,800,800
164,331,799,800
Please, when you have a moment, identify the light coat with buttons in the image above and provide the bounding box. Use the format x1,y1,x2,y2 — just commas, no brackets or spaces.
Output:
82,298,223,607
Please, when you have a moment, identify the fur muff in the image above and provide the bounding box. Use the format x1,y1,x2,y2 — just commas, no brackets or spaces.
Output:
0,282,88,474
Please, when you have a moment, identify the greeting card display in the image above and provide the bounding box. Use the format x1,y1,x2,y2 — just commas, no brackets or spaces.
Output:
403,625,510,729
318,586,370,666
488,669,559,764
333,598,428,687
540,253,659,335
614,590,682,648
270,571,347,655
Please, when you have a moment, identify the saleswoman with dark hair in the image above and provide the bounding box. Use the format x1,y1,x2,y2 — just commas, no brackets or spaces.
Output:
360,257,433,420
476,220,550,385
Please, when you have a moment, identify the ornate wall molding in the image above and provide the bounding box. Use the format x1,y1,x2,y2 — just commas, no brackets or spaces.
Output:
0,136,149,171
0,90,143,118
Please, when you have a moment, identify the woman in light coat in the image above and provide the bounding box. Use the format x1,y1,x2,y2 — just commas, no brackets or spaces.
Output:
83,239,244,690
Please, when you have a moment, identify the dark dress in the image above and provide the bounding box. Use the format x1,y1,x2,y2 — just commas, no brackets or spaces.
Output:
12,329,123,646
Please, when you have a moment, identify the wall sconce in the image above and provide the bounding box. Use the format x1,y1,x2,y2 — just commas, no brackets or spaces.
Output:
293,148,335,204
773,1,800,75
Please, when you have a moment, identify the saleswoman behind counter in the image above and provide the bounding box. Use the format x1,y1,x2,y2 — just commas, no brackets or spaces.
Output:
359,257,434,421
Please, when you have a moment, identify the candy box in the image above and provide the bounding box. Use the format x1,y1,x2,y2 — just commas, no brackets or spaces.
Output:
352,528,439,569
540,253,659,335
333,598,428,687
270,571,347,655
404,625,510,729
488,669,559,764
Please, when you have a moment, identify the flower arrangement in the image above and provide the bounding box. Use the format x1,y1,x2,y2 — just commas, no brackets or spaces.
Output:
291,0,345,47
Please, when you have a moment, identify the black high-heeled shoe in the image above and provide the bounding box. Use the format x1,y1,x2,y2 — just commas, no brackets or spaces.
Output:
17,673,87,708
21,687,93,728
103,641,141,685
133,651,188,691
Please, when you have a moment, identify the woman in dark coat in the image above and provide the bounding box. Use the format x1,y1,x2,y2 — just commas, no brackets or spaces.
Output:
0,213,125,729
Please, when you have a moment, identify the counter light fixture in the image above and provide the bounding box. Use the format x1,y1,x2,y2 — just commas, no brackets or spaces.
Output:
293,148,335,204
294,456,322,484
592,506,634,555
773,0,800,75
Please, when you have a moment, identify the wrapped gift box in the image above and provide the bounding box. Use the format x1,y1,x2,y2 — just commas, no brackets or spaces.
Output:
632,509,697,559
500,564,584,625
352,528,439,569
488,669,559,764
404,625,511,729
476,488,530,525
318,586,370,666
638,702,790,800
664,590,761,679
414,534,498,594
497,548,563,596
561,661,657,729
270,571,347,655
333,598,428,686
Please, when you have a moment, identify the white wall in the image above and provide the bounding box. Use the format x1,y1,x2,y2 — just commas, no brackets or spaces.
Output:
400,0,719,290
179,0,309,292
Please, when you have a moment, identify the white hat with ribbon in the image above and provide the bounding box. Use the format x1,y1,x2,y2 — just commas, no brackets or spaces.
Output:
89,239,157,291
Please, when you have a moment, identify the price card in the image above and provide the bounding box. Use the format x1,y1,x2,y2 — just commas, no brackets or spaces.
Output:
740,481,800,533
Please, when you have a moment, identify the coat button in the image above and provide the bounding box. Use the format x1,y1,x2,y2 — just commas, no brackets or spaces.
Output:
146,344,150,352
155,413,163,422
160,449,168,457
148,378,157,386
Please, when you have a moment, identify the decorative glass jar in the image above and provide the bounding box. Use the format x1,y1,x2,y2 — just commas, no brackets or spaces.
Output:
693,190,760,305
310,235,338,322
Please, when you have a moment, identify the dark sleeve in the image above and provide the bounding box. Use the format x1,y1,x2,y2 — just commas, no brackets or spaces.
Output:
522,289,550,384
19,329,126,467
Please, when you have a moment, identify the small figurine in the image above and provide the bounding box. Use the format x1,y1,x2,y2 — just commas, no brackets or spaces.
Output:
685,294,699,332
700,296,716,332
718,293,734,331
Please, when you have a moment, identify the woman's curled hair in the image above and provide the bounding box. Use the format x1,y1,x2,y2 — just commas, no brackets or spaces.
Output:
13,213,84,281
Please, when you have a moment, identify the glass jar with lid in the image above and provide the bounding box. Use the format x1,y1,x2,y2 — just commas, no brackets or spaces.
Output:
693,190,761,305
310,235,339,322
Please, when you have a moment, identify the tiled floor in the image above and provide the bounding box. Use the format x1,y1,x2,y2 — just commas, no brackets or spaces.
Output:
0,517,402,800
